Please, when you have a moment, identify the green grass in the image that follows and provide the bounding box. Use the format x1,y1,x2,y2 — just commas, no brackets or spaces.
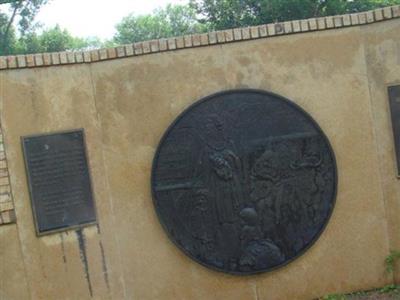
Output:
321,285,400,299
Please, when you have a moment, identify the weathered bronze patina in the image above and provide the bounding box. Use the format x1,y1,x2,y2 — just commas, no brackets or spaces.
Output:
22,129,96,235
152,89,337,275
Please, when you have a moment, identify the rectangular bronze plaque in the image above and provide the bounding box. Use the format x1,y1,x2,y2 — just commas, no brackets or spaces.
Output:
22,129,97,235
388,85,400,176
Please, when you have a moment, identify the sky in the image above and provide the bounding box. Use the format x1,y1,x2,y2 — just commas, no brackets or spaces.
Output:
35,0,188,40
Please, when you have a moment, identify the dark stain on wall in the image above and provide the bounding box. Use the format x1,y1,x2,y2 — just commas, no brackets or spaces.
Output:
99,240,110,290
76,229,93,297
97,223,110,290
60,233,67,264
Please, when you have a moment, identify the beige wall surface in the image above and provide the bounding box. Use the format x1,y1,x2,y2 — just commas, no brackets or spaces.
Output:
0,17,399,300
361,20,400,282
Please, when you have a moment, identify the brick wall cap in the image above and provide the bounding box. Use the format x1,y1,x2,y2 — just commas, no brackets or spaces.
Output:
0,4,399,70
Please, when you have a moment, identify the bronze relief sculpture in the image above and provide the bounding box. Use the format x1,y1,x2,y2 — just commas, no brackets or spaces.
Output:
152,89,337,274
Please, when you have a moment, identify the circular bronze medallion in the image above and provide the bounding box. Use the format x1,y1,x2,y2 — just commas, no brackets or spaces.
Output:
152,89,337,275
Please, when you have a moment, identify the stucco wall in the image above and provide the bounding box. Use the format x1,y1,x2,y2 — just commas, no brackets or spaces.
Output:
0,11,399,300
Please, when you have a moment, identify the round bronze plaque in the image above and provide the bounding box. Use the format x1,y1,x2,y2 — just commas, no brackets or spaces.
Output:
152,89,337,275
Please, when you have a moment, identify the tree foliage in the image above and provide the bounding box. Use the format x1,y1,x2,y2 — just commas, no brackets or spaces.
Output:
0,11,16,54
0,0,48,54
2,0,400,55
15,25,102,54
0,1,103,55
189,0,400,30
114,4,209,44
1,23,102,55
10,0,49,35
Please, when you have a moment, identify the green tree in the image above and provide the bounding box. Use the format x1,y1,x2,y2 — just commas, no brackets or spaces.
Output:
0,0,49,54
0,12,17,54
189,0,400,30
114,4,209,44
16,25,104,54
0,1,105,55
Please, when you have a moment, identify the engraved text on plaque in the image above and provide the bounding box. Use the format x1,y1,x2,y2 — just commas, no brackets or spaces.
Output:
22,129,96,235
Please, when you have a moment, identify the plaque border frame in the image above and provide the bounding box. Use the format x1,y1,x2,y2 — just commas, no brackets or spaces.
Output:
151,88,338,275
387,84,400,178
21,128,98,236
